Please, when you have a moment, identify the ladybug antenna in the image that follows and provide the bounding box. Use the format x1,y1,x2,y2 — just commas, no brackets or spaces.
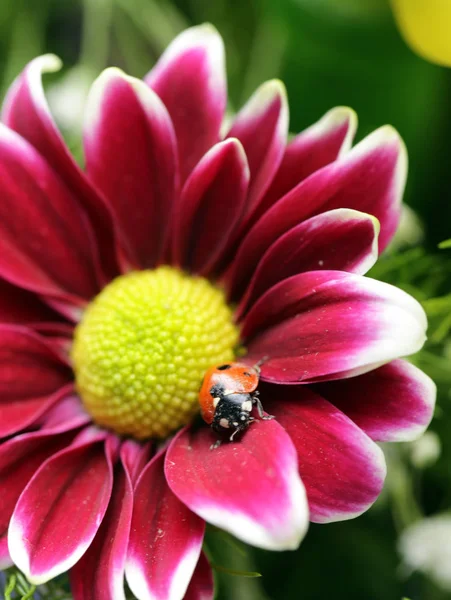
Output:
253,355,269,373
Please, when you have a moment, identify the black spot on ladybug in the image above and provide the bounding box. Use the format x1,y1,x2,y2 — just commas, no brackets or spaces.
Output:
217,364,231,370
243,371,251,377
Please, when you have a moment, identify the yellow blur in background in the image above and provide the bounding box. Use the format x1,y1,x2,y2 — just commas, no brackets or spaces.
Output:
391,0,451,66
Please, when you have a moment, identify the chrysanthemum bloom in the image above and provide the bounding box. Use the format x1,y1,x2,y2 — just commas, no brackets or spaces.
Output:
398,514,451,589
0,24,435,600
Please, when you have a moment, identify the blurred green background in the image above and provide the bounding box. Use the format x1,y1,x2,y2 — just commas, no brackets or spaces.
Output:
1,0,451,599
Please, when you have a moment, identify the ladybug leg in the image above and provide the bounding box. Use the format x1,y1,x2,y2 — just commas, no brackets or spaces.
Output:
210,439,222,451
229,428,241,442
252,394,274,421
229,418,255,442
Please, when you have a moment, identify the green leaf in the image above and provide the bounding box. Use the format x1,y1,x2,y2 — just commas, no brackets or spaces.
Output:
422,294,451,316
438,238,451,249
206,525,248,557
211,563,262,578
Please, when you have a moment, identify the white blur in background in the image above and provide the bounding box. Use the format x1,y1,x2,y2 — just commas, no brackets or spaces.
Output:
399,514,451,590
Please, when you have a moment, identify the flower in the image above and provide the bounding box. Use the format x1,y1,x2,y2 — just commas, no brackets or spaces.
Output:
409,430,441,469
398,514,451,589
385,204,424,252
0,23,435,600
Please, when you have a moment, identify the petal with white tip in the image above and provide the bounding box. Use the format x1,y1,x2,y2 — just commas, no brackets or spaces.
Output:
165,421,308,551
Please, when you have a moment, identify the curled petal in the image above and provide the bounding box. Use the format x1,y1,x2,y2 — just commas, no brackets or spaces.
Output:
2,55,119,281
264,387,386,522
184,552,214,600
165,422,309,551
70,443,138,600
146,24,226,183
126,451,205,600
8,432,114,584
173,138,249,275
316,359,436,442
237,209,379,319
0,326,72,437
2,55,63,132
227,126,407,300
85,68,178,270
243,271,427,383
257,106,357,222
0,123,101,304
226,79,288,217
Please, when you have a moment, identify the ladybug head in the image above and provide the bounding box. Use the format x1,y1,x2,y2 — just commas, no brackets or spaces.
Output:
211,392,254,440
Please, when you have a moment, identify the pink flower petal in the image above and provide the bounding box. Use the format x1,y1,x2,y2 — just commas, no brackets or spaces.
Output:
29,330,73,362
264,386,386,522
184,552,214,600
0,420,81,569
70,442,140,600
0,123,101,304
227,126,406,300
43,298,84,323
165,422,308,551
0,278,66,326
126,451,205,600
145,25,226,183
226,80,288,218
31,328,74,366
236,209,379,319
316,359,436,442
0,326,72,437
8,431,115,584
172,138,249,275
120,439,153,487
84,68,178,270
34,323,74,338
243,271,427,383
8,395,82,436
254,106,357,224
0,539,12,570
2,55,120,281
39,393,90,431
0,384,75,440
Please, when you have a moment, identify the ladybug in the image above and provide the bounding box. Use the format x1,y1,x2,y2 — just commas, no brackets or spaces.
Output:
199,361,273,443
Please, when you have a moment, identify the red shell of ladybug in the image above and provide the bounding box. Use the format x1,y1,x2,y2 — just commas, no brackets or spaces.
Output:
199,362,260,424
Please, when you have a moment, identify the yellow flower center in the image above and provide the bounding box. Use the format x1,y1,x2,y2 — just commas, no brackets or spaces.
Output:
72,267,240,439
